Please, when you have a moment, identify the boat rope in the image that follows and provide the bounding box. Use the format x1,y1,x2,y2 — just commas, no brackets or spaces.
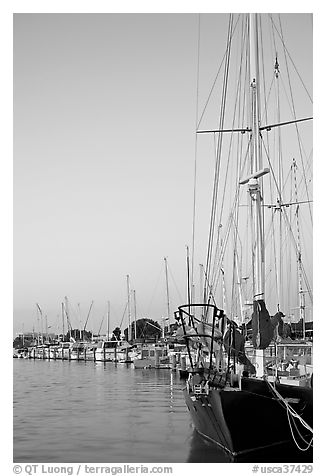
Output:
267,382,312,432
266,379,313,451
286,408,313,451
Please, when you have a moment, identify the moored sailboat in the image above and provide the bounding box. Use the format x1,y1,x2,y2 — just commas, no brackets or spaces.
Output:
176,13,313,460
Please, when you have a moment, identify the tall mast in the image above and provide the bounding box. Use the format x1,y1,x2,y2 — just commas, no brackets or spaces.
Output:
64,296,71,341
36,304,40,345
133,290,137,340
127,275,131,340
235,255,245,324
199,263,204,317
164,257,171,329
61,302,65,341
78,303,82,340
248,13,267,302
83,300,94,336
45,314,48,343
292,159,306,337
36,303,43,344
107,300,110,340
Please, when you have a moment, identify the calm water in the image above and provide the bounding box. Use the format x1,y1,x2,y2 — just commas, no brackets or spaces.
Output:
13,359,229,463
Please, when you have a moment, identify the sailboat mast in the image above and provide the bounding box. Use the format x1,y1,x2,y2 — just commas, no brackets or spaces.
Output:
36,304,40,345
64,296,71,341
127,275,131,340
249,13,266,302
292,159,306,337
133,290,137,340
164,257,171,329
36,303,43,344
45,314,48,343
107,300,110,341
61,302,65,341
78,303,82,340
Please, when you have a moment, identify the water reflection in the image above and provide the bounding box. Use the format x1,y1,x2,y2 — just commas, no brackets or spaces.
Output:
14,360,192,463
186,429,312,463
186,430,230,463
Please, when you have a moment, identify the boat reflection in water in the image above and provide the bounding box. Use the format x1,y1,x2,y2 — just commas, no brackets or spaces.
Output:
187,428,313,463
187,430,230,463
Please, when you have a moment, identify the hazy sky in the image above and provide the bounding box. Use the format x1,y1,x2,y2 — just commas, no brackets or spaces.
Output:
13,13,313,335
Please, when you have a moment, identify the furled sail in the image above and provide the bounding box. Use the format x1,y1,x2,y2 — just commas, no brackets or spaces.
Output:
251,300,274,349
223,322,256,373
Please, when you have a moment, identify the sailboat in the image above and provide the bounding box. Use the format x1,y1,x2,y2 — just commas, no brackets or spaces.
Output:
176,13,313,461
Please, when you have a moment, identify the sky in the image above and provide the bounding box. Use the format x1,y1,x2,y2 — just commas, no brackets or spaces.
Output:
13,11,313,336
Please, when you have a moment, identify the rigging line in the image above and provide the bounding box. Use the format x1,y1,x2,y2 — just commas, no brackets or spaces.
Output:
279,165,293,200
119,301,128,329
267,17,312,225
259,16,274,197
268,14,312,104
211,190,240,298
197,14,240,130
202,268,218,308
259,76,275,129
166,263,184,302
211,138,252,294
267,187,313,308
145,263,164,316
296,154,313,203
230,20,249,317
215,19,248,251
191,14,201,299
275,22,284,310
261,137,313,304
205,15,233,300
269,210,280,307
277,14,313,224
287,175,294,315
212,44,251,298
258,13,269,144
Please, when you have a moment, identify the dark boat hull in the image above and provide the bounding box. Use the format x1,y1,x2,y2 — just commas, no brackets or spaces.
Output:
184,377,312,460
